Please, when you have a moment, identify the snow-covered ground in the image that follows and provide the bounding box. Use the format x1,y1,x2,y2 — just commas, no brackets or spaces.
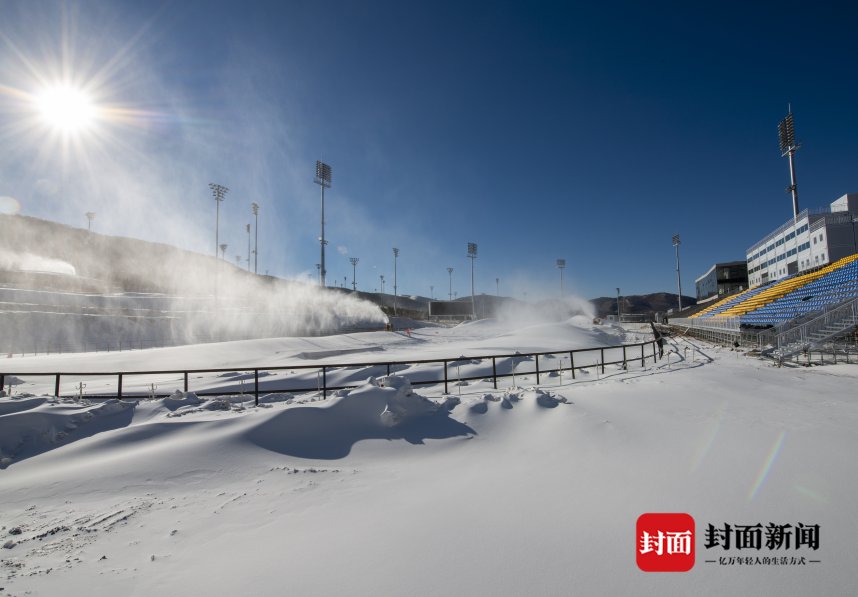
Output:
1,318,856,596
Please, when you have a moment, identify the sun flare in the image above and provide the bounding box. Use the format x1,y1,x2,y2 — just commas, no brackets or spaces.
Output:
35,85,97,132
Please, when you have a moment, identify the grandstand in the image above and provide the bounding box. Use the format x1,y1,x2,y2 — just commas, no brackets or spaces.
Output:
740,255,858,327
674,190,858,358
691,283,772,319
687,253,857,325
672,252,857,357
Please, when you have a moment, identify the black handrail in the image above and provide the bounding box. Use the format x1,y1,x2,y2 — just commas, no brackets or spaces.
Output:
1,340,658,406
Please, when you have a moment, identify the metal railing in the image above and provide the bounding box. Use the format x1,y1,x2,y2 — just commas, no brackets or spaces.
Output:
1,340,658,405
768,297,858,357
668,316,741,332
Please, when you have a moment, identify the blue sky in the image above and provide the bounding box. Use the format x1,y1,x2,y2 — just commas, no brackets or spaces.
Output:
1,1,857,300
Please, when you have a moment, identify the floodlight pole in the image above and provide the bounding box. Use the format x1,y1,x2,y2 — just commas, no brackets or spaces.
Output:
209,184,229,258
314,161,332,287
246,224,252,271
251,203,259,274
85,212,95,231
380,274,385,294
616,287,621,321
350,257,359,291
447,267,453,300
209,184,228,313
672,234,682,311
778,108,800,219
392,248,399,316
496,277,500,296
787,151,799,219
779,108,801,274
467,243,477,319
220,243,228,260
430,285,434,300
556,259,566,297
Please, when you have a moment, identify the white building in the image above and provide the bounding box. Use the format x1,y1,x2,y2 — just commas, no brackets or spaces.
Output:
746,193,858,287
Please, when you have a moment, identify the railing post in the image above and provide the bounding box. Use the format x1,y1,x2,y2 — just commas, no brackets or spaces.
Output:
118,373,123,400
0,374,4,396
622,345,627,367
55,374,61,398
600,348,605,374
443,360,448,394
492,357,497,390
184,372,189,393
322,366,327,398
535,354,540,384
386,363,391,376
254,369,259,406
569,351,575,379
640,344,645,367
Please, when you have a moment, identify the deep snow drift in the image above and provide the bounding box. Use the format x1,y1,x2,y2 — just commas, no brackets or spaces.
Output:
1,319,856,596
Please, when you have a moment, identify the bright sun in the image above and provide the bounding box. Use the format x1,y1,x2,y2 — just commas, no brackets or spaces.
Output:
35,85,97,132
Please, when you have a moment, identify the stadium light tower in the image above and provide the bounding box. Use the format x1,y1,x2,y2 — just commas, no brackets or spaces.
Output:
246,224,252,271
392,248,399,316
220,243,228,260
85,211,95,231
467,243,477,319
251,202,260,274
430,285,434,299
616,287,621,321
496,277,500,296
672,234,683,311
209,183,229,258
314,161,332,287
778,108,800,219
447,267,454,300
380,274,385,294
556,259,566,297
350,257,359,291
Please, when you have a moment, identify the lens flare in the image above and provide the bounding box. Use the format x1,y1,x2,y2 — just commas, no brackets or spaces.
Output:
35,85,97,132
0,196,21,215
748,430,786,501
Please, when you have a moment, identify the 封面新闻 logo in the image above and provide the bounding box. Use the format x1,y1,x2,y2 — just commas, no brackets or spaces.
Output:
637,513,695,572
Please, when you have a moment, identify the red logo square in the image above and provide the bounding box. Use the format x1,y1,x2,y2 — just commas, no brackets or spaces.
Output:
636,513,695,572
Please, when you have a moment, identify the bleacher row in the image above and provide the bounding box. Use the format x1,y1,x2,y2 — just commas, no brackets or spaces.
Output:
689,253,858,328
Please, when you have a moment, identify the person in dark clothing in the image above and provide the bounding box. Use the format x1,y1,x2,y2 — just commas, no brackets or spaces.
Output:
650,322,665,359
